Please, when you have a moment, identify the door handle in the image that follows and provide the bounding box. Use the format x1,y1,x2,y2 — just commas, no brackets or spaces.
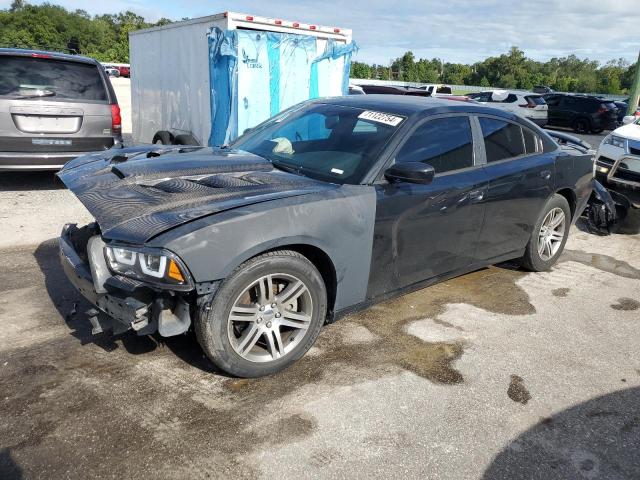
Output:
540,170,551,180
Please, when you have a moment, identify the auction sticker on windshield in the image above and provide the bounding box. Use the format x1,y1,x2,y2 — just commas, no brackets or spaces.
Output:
358,110,404,127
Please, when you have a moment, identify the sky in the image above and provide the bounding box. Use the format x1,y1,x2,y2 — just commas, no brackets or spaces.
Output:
2,0,639,65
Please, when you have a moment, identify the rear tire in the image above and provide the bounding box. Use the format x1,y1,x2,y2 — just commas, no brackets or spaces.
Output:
521,194,571,272
572,118,590,134
195,250,327,378
591,128,604,134
173,134,199,145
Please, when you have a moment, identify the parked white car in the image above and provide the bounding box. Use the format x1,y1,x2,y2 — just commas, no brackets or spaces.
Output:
466,90,548,127
417,84,453,96
595,115,640,178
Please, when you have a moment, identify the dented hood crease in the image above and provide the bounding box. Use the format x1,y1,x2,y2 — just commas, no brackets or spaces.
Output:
57,146,335,244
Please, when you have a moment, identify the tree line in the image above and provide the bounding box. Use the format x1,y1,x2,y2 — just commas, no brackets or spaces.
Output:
1,2,635,95
0,1,173,62
352,47,636,95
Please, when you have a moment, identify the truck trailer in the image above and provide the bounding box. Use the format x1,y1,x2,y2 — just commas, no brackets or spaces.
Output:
129,12,355,147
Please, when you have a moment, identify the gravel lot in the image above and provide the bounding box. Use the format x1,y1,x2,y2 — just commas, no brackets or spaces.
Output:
1,81,639,479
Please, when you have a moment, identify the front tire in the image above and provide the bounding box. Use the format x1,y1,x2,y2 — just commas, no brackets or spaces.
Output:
521,194,571,272
195,250,327,378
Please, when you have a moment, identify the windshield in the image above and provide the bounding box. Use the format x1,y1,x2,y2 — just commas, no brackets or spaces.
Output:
0,56,108,101
231,103,403,184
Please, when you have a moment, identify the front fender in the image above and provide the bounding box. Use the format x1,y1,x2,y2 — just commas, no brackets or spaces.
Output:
155,186,377,312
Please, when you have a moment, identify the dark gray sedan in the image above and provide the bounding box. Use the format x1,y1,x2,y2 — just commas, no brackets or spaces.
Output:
58,95,594,377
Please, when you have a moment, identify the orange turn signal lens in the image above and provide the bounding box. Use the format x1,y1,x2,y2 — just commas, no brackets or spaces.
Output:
167,259,185,282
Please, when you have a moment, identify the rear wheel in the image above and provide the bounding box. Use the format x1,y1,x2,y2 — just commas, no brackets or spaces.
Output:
572,118,590,134
591,128,604,134
195,250,327,377
173,134,199,145
521,194,571,271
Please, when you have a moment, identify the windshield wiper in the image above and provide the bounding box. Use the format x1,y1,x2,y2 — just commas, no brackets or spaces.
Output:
270,159,302,176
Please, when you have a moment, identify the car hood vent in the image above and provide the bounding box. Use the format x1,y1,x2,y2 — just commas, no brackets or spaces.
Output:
57,146,335,243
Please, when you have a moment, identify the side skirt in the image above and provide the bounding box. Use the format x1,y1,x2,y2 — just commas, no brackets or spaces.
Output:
330,249,525,323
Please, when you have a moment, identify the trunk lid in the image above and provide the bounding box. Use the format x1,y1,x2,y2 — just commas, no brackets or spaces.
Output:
57,146,335,243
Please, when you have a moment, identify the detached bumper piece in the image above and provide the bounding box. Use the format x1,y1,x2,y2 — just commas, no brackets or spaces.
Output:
59,223,193,337
582,180,618,235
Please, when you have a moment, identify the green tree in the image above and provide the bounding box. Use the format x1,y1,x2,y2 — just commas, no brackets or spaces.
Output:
351,61,371,79
0,1,171,61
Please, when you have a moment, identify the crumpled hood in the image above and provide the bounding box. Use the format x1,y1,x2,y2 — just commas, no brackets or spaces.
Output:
58,145,335,244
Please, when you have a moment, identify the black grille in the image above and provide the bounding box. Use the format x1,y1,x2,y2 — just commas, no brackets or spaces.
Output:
596,156,614,166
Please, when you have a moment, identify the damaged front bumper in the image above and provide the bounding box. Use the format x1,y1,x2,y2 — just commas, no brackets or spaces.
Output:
59,223,204,337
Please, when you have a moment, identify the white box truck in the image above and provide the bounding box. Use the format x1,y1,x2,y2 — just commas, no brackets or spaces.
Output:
129,12,355,147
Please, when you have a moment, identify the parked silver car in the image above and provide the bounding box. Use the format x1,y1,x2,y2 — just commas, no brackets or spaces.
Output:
0,48,122,171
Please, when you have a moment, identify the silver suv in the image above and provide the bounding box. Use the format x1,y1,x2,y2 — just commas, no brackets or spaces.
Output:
0,48,122,171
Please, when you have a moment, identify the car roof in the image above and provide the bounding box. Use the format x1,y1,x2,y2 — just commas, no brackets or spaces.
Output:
318,94,523,120
0,48,99,65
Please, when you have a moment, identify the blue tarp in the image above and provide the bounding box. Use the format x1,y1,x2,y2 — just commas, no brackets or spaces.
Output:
208,28,357,146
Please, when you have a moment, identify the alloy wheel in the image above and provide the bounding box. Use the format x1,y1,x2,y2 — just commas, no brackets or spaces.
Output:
537,207,566,261
227,273,313,363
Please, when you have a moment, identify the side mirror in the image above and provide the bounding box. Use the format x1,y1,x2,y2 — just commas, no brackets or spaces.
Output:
622,115,636,125
384,162,435,185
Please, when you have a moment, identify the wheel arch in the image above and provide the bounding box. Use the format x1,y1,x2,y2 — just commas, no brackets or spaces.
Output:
555,187,577,218
220,238,338,320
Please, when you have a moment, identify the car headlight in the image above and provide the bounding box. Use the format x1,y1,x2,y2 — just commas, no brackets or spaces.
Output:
603,135,626,149
104,246,191,288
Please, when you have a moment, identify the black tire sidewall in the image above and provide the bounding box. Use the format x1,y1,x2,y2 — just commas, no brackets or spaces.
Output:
573,118,589,134
152,131,173,145
196,252,327,378
523,194,571,271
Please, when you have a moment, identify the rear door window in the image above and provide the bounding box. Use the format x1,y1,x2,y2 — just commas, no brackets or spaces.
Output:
544,95,561,106
479,117,525,162
561,97,579,108
0,56,108,102
396,116,474,174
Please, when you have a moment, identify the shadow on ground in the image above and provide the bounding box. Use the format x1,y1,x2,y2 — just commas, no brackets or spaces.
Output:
483,386,640,479
0,172,65,192
0,449,23,480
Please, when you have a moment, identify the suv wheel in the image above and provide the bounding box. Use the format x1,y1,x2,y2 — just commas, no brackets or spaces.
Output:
195,250,327,377
521,194,571,272
572,118,590,134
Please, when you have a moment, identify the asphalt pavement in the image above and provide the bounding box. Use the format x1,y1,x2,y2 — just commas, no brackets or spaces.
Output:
1,116,639,479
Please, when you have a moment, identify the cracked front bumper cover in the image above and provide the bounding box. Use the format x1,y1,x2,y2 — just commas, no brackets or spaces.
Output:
59,224,153,333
